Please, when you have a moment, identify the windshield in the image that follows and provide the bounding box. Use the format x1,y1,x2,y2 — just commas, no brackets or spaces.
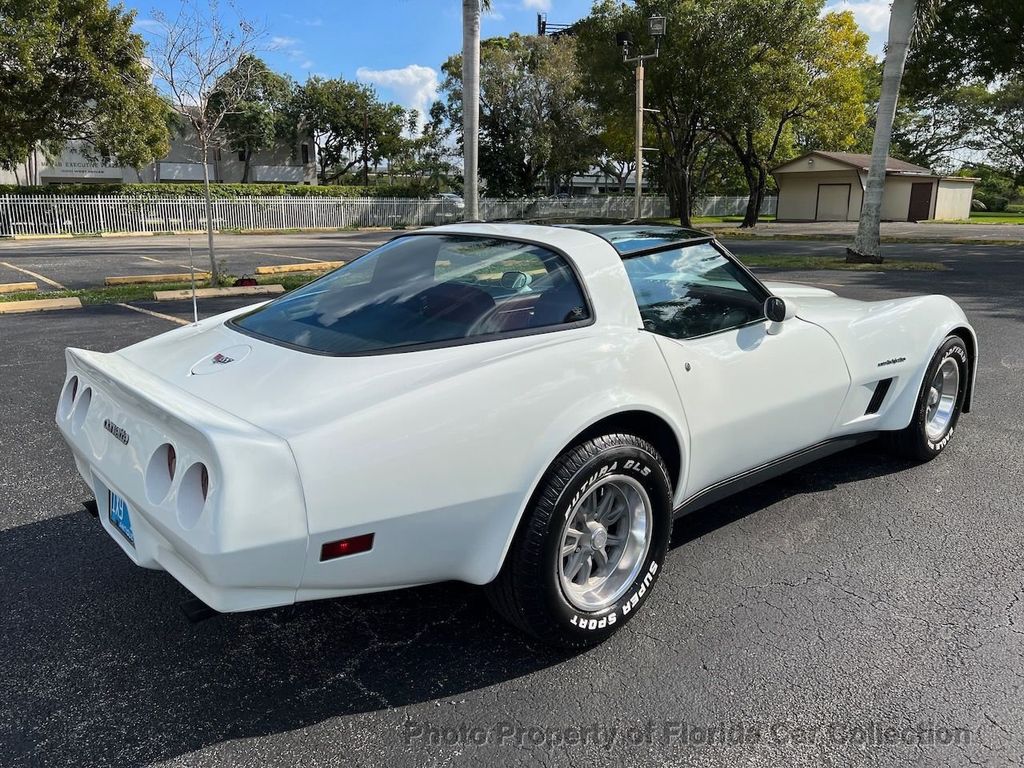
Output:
231,234,591,355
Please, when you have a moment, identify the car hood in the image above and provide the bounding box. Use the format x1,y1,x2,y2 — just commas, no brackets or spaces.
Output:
761,280,837,299
116,305,596,439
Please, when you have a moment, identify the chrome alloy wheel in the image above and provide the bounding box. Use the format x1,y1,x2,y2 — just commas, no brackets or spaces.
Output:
925,356,961,440
557,475,652,612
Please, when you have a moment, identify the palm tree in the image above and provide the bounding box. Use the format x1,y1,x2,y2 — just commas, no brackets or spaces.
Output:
847,0,938,263
462,0,489,221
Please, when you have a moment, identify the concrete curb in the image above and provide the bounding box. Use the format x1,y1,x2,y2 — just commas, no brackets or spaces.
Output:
0,281,38,294
105,272,211,286
153,285,285,301
0,297,82,314
255,261,344,275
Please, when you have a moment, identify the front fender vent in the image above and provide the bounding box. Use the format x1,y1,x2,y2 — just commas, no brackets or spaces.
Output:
865,377,894,415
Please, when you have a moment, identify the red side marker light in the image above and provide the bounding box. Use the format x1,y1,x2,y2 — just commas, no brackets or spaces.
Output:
320,533,374,561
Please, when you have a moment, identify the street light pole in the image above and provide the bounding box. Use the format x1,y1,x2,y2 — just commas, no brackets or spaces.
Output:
619,16,665,221
634,59,644,220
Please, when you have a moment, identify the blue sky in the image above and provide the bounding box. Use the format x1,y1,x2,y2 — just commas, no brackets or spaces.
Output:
126,0,891,121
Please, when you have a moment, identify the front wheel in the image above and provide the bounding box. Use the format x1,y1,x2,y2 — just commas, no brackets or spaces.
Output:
888,334,969,461
485,433,673,647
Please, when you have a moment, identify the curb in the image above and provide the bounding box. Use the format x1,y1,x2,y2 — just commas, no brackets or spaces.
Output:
100,231,155,238
0,297,82,314
153,285,286,301
0,281,37,294
106,272,211,286
255,261,344,275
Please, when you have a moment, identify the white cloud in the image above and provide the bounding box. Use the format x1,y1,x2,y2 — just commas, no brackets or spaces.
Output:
270,36,301,51
826,0,889,54
270,36,315,71
523,0,551,10
356,64,439,128
133,17,163,34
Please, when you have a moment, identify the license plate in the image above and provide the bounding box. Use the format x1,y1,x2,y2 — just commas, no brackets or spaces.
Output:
108,490,135,546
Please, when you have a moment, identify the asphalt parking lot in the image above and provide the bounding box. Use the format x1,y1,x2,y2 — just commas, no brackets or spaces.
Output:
1,234,1022,767
0,231,396,289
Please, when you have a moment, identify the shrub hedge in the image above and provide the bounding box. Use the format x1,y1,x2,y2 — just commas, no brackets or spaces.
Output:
0,183,433,198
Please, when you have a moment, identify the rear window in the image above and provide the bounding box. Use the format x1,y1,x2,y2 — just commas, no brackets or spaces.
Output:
231,235,591,355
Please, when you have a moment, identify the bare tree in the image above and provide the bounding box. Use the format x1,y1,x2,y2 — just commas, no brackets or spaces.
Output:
144,0,263,283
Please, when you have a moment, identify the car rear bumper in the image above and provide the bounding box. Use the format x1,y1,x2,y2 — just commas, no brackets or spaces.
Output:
58,347,309,613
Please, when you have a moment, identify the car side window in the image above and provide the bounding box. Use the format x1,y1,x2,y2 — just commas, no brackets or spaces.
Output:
624,242,767,340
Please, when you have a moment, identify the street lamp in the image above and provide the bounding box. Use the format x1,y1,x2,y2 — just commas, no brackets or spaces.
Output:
619,16,666,220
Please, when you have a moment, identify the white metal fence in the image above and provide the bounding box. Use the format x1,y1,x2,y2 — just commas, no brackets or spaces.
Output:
694,195,778,217
0,194,775,237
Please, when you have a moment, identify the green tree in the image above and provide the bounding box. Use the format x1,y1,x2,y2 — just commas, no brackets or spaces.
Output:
889,85,987,172
982,80,1024,184
298,77,407,184
440,34,600,198
215,56,298,183
904,0,1024,91
577,0,819,225
715,7,873,227
0,0,170,173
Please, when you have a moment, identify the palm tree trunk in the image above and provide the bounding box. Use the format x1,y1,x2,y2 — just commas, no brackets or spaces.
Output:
847,0,917,263
462,0,481,221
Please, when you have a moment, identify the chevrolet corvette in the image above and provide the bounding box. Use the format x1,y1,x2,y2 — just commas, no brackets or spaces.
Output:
56,223,977,646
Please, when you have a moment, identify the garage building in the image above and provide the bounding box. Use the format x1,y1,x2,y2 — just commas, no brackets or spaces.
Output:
772,151,977,222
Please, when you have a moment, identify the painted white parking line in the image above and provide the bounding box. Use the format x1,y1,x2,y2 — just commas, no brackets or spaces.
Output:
114,303,190,326
0,261,66,290
140,255,197,271
252,250,324,263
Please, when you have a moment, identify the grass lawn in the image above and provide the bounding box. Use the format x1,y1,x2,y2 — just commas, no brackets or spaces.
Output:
0,273,321,306
926,211,1024,225
739,254,945,271
644,215,777,226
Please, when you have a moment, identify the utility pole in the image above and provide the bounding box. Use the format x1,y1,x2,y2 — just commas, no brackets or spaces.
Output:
618,16,666,221
363,109,370,186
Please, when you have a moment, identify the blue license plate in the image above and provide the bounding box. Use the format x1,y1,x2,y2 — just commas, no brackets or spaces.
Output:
108,490,135,546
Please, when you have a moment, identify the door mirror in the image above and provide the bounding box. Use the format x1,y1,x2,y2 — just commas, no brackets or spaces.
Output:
764,296,796,334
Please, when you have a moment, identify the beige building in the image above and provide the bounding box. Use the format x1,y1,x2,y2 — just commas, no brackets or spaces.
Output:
772,151,976,222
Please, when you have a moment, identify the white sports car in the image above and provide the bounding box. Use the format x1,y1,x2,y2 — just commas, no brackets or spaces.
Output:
56,223,977,646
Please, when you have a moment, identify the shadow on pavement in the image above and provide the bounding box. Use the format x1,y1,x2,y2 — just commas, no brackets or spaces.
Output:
2,440,912,767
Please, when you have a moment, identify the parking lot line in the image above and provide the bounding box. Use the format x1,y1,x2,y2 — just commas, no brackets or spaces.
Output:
0,261,66,290
115,302,190,326
252,250,324,263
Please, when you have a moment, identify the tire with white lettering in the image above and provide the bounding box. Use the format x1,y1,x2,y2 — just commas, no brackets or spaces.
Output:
888,335,968,461
486,433,672,647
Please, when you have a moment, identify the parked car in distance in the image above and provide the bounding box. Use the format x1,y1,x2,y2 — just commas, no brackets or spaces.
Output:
56,223,977,647
437,192,465,209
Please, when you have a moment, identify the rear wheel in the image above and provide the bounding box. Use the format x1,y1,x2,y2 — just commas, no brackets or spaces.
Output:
888,335,968,461
486,433,672,647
